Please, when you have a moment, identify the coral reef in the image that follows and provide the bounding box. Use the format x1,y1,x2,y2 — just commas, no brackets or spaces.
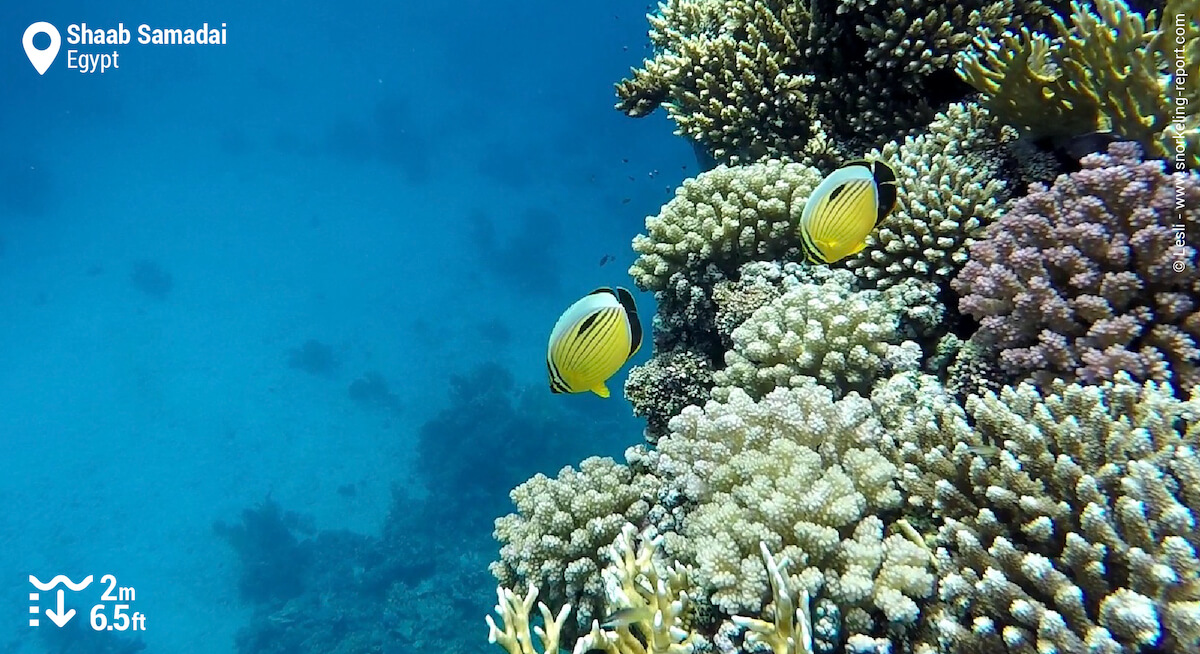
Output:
713,266,938,398
842,102,1010,289
630,381,936,629
218,488,491,654
615,0,1021,163
872,372,1200,652
572,524,700,654
417,362,620,529
490,457,662,636
957,0,1200,168
953,142,1200,395
629,160,823,293
625,349,716,444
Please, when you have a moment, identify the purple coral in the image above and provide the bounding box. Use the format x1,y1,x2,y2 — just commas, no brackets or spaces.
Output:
952,142,1200,394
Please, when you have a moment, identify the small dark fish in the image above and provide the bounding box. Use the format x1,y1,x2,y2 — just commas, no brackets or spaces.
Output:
602,606,653,628
622,198,631,204
622,158,629,163
599,254,615,266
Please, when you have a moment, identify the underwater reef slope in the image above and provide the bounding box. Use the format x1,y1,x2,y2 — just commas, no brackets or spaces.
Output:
487,1,1200,653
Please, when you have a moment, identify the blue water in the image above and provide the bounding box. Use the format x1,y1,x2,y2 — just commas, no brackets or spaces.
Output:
0,1,687,651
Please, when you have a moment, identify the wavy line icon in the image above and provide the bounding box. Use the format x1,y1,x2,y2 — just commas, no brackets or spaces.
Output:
29,575,93,591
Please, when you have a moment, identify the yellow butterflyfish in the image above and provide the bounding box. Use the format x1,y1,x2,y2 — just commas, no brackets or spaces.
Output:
547,287,642,398
798,159,898,264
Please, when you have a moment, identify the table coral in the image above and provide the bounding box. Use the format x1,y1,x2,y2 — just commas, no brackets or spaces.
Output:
952,141,1200,395
957,0,1200,168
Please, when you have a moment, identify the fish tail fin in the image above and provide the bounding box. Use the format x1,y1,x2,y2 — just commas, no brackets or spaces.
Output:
591,383,611,398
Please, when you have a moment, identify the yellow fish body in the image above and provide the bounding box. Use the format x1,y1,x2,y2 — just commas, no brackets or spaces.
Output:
798,159,898,264
547,287,642,398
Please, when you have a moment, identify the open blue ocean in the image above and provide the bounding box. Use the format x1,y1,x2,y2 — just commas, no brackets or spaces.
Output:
1,1,685,652
4,1,1198,653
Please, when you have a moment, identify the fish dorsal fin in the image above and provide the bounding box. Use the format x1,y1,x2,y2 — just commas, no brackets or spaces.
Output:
615,287,642,359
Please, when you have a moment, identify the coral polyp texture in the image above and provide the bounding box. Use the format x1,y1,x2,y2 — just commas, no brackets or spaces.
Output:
616,0,1024,162
629,160,823,292
488,2,1200,654
842,102,1009,289
879,373,1200,653
713,266,936,398
952,142,1200,395
957,0,1200,168
490,457,661,634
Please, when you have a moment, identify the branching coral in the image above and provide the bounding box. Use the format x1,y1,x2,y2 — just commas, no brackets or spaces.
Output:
615,0,819,164
629,381,935,630
957,0,1200,167
870,371,1200,653
486,585,572,654
843,102,1010,289
629,161,823,292
953,142,1200,395
572,524,700,654
491,458,662,633
713,266,937,398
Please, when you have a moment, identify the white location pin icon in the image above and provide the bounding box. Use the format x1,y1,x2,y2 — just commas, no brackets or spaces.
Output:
23,22,61,75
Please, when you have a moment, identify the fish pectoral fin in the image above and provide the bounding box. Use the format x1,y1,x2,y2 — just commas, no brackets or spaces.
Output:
591,382,611,398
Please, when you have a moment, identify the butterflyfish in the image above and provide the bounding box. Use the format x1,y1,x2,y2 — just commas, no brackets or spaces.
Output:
798,159,898,264
547,287,642,398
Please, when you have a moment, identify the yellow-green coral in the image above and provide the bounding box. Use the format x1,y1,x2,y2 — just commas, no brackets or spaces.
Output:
957,0,1200,167
731,542,814,654
485,585,572,654
572,524,700,654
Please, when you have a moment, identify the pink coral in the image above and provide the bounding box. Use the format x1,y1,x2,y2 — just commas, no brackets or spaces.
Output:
952,142,1200,394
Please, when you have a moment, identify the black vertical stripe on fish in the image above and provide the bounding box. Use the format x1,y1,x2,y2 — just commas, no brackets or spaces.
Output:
548,360,569,393
566,310,622,375
576,311,602,339
821,182,872,239
615,288,642,358
560,310,620,376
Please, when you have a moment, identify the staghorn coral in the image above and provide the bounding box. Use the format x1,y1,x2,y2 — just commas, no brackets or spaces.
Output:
953,142,1200,395
572,524,700,654
872,372,1200,653
843,102,1010,289
490,457,661,635
713,266,938,398
629,161,823,292
486,585,572,654
957,0,1200,168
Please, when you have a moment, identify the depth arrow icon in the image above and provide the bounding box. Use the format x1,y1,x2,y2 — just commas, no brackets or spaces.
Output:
45,590,74,627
